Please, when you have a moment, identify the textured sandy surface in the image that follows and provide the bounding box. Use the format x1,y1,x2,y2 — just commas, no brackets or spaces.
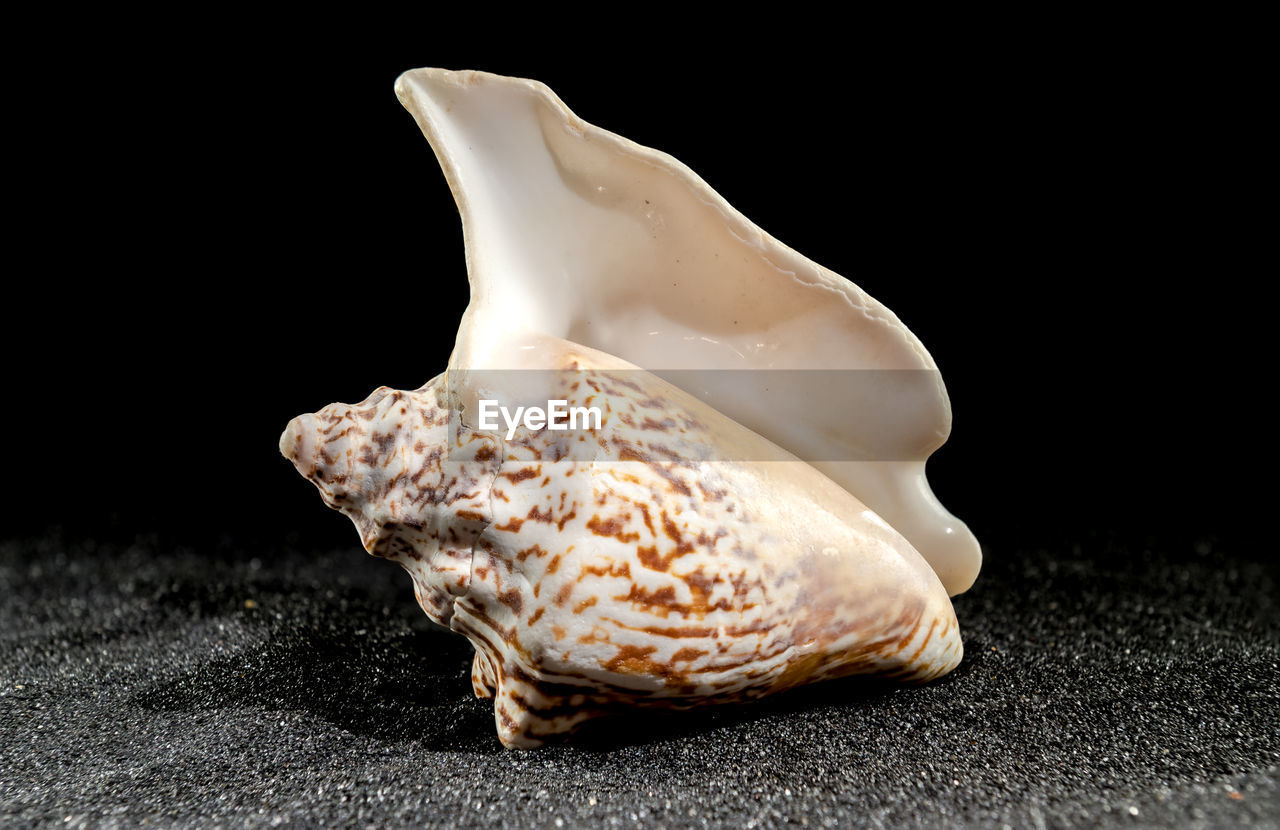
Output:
2,530,1276,828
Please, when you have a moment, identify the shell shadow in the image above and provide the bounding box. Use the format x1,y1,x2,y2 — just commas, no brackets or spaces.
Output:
549,672,936,753
130,570,973,755
135,609,962,755
133,611,502,754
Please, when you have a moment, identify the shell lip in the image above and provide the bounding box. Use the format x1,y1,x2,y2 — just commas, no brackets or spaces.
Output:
390,66,979,596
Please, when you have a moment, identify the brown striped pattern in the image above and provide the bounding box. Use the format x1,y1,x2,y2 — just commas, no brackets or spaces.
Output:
281,354,963,749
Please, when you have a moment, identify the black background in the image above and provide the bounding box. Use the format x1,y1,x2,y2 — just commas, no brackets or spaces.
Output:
7,14,1267,556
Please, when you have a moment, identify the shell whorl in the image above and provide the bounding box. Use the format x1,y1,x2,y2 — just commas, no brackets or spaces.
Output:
282,361,961,748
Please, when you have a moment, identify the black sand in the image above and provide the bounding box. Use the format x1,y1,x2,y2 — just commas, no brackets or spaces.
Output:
2,531,1276,828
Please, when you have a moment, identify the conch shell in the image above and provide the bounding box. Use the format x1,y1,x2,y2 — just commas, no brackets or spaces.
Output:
280,68,980,748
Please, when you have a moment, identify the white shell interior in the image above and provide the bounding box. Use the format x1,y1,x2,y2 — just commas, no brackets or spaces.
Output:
395,68,981,595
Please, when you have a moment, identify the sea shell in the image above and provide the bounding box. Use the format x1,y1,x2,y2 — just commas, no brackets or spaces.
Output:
280,68,980,748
